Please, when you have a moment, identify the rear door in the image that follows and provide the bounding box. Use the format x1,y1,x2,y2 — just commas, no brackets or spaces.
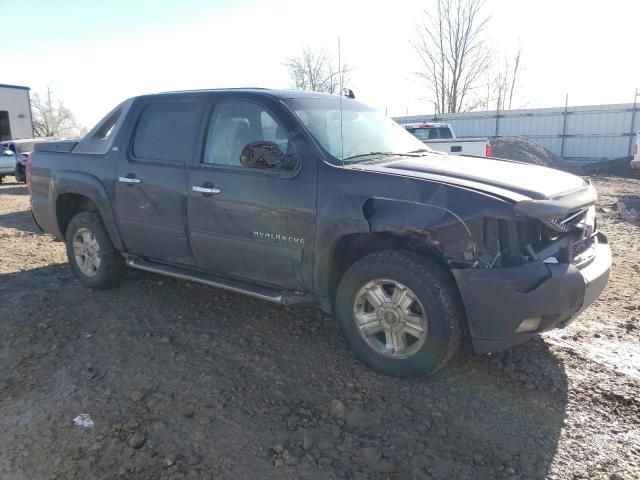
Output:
187,94,316,290
114,96,205,266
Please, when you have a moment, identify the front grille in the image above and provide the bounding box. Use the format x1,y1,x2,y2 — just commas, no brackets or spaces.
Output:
488,206,595,267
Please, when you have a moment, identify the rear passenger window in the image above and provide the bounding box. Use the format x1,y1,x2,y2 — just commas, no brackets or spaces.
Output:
133,102,201,163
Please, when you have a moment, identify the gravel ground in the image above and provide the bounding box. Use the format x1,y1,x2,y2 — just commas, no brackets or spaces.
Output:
0,175,639,480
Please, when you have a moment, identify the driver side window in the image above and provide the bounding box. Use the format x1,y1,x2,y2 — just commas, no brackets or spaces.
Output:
203,101,290,166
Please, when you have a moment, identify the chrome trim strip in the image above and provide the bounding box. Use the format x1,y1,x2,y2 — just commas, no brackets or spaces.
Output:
126,259,282,304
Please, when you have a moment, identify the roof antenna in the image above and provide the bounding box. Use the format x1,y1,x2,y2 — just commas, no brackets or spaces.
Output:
338,36,344,165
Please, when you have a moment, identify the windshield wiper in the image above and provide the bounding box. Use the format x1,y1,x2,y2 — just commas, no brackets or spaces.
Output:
342,152,396,162
343,151,425,162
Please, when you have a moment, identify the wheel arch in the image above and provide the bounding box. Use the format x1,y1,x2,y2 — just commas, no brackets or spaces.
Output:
325,232,454,307
315,193,482,299
56,193,98,235
54,172,124,250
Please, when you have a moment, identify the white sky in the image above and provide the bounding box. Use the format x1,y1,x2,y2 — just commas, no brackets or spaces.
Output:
1,0,638,128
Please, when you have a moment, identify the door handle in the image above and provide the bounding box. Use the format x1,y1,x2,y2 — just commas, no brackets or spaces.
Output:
192,185,221,195
119,176,141,184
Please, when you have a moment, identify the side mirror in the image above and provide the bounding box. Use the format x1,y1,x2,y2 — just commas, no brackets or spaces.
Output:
240,141,298,170
3,149,14,156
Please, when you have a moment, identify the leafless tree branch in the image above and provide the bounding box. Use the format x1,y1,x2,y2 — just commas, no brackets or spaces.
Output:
508,44,522,110
493,44,523,111
32,87,83,138
284,47,352,94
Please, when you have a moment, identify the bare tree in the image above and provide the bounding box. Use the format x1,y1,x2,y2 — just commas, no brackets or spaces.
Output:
413,0,491,113
493,44,523,111
284,47,351,94
32,87,82,138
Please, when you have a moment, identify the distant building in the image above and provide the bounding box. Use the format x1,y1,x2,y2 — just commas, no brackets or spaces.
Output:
0,84,33,141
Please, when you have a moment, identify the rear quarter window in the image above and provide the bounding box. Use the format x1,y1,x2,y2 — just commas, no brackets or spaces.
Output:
409,127,453,140
73,98,134,155
133,102,201,163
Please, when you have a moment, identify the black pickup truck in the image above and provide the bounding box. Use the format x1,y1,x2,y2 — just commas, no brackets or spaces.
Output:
31,89,611,377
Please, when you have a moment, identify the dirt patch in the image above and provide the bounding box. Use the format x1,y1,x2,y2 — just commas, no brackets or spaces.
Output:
582,157,636,178
491,136,637,178
1,175,640,479
491,136,562,167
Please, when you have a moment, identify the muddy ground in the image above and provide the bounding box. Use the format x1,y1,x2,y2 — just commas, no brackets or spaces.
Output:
0,175,639,480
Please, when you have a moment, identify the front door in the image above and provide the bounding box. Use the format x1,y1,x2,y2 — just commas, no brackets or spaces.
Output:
115,97,205,266
187,96,316,290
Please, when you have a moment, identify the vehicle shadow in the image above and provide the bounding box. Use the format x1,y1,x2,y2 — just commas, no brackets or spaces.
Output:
0,209,40,234
0,265,568,480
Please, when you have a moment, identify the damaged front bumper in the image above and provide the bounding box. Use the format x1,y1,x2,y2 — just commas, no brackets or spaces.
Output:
451,233,611,354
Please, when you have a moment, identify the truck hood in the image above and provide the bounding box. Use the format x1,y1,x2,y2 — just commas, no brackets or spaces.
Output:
354,154,588,201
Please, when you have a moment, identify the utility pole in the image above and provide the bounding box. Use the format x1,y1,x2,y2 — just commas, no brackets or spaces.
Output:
337,37,344,162
629,88,639,157
486,74,491,112
560,93,569,158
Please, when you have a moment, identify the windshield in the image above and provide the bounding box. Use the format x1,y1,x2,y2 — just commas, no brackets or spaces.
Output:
284,98,429,163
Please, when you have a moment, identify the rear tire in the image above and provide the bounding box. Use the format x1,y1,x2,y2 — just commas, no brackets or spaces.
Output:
65,212,127,289
14,167,25,183
335,250,463,377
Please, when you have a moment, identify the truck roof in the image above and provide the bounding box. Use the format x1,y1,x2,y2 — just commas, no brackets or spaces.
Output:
150,88,345,101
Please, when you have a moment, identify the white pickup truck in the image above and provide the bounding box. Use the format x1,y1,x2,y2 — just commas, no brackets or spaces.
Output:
402,122,492,157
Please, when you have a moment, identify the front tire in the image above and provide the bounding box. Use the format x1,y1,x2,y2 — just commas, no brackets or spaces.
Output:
335,250,463,377
65,212,127,289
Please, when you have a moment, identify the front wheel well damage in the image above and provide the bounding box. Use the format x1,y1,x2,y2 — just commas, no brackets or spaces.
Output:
327,232,453,303
56,193,99,237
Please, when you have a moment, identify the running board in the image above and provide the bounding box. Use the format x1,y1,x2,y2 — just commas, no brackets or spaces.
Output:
127,258,283,304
